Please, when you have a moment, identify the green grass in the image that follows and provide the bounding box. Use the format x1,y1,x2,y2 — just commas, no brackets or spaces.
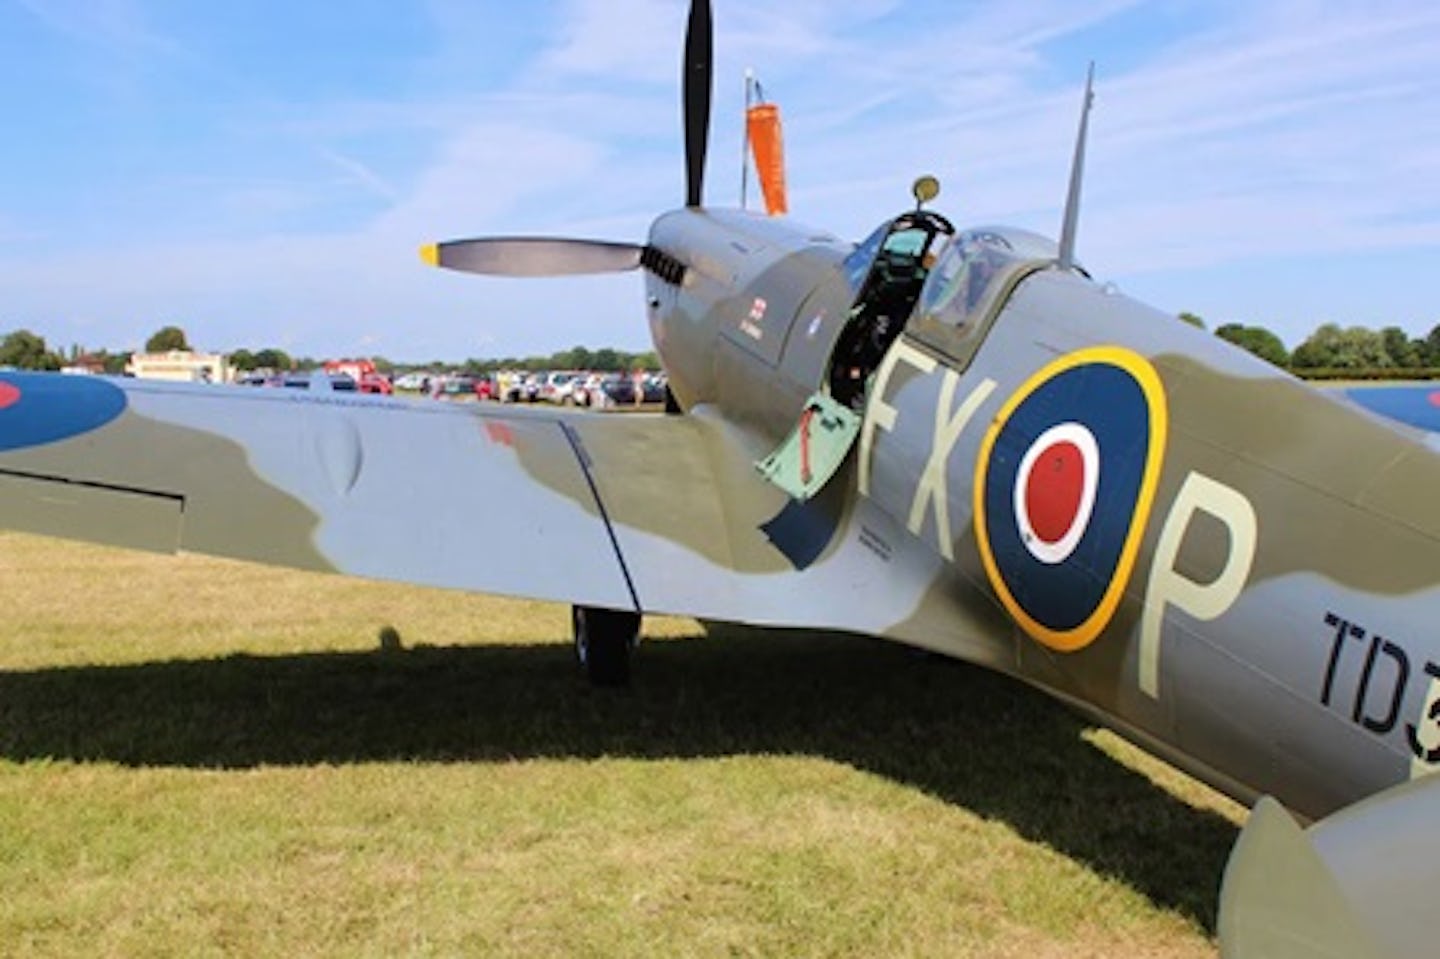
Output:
0,533,1240,957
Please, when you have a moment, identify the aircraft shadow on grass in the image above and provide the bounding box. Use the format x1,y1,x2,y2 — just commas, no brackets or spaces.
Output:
0,628,1237,930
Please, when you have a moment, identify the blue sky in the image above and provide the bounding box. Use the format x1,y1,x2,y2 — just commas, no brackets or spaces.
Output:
1,0,1437,361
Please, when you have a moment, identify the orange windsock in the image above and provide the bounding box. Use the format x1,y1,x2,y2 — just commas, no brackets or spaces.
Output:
746,102,788,216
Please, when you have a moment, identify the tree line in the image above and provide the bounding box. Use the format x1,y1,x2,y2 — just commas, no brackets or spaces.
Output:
0,325,205,374
1181,313,1440,377
3,319,1437,378
415,345,664,375
0,326,662,376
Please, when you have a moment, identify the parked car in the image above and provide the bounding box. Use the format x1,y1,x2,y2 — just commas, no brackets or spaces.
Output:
392,371,429,391
590,373,637,409
280,372,357,391
539,371,583,404
641,372,668,404
358,372,392,395
440,375,479,399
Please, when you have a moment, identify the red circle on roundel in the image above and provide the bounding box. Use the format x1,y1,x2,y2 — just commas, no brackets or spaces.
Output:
1024,440,1084,544
0,382,20,410
1428,391,1440,408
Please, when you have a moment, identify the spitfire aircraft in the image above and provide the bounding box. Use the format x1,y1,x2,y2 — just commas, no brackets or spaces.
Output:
1,2,1437,955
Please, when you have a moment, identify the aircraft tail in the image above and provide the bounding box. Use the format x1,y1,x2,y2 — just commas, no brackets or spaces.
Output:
1218,775,1440,958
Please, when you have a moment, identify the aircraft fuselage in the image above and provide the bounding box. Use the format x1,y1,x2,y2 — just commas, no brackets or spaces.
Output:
645,205,1440,821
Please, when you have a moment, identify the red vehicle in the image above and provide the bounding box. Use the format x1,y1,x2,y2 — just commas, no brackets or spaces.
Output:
358,372,392,395
324,359,391,395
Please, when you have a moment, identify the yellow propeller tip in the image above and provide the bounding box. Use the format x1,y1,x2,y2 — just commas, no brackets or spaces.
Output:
419,243,440,267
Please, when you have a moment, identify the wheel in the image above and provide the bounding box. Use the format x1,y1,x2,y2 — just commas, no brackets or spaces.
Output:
572,605,639,686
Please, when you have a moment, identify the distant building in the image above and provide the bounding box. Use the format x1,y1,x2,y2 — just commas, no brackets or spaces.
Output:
61,353,107,376
126,350,232,383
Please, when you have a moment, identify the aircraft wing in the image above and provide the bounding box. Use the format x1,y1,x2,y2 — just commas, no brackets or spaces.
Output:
1340,384,1440,433
1218,773,1440,958
0,372,984,644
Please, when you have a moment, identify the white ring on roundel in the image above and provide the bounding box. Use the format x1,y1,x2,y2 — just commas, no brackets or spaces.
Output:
1012,421,1100,566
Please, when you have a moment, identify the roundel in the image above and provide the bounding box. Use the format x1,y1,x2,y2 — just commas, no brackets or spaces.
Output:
974,347,1167,652
0,371,127,452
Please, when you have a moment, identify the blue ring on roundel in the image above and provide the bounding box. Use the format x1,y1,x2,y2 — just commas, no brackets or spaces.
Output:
980,362,1151,635
0,371,128,452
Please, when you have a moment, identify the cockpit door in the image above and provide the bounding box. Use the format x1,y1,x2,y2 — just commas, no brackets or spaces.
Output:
754,392,860,501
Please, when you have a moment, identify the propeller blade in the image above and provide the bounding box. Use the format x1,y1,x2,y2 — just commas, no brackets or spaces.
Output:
683,0,713,207
419,238,643,277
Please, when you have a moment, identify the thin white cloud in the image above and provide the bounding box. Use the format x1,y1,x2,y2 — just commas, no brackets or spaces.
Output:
538,0,683,83
13,0,180,58
315,148,401,204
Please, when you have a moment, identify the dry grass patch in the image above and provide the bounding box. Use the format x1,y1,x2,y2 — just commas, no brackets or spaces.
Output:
0,533,1235,956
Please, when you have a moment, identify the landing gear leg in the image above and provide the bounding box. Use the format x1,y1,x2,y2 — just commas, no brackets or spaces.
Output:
572,605,640,686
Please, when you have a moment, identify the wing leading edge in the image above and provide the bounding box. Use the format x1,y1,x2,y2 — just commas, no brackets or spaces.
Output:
0,372,997,648
0,372,633,609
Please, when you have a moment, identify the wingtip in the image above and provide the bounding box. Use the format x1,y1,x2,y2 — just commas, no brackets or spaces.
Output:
419,243,440,267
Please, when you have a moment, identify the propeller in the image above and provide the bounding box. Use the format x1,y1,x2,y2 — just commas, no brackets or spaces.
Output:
683,0,713,208
421,0,712,277
419,238,642,277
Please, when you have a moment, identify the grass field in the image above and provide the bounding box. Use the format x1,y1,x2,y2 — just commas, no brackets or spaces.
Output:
0,532,1243,957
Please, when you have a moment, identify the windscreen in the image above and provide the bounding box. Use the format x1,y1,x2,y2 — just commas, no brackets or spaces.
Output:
916,227,1060,333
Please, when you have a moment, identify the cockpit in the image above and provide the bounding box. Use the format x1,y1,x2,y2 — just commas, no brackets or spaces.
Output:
829,209,954,408
828,213,1070,412
841,213,952,297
